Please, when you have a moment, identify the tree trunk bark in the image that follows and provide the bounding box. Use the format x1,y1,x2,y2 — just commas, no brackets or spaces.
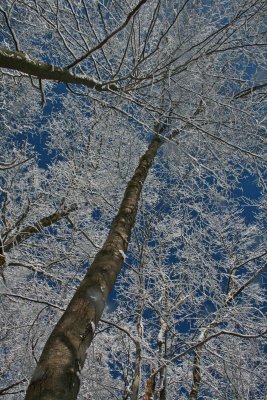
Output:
189,347,202,400
143,369,156,400
25,136,163,400
130,262,145,400
157,318,168,400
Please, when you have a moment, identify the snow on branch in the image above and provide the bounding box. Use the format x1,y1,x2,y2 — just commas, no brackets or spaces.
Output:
0,47,118,92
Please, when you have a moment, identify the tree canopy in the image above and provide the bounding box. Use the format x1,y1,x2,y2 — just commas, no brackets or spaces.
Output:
0,1,266,399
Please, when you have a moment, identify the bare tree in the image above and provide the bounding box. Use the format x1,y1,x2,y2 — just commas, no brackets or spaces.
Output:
0,0,266,399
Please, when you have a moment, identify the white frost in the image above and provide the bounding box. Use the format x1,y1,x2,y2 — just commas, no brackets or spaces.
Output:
198,328,207,341
88,294,98,301
119,249,126,260
86,288,105,313
90,321,95,332
87,288,102,302
157,319,168,344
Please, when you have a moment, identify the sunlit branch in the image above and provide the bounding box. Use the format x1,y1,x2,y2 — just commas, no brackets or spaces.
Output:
7,261,64,285
235,251,267,270
0,7,20,51
0,379,27,396
0,203,79,275
67,0,148,69
206,42,267,56
66,216,101,249
100,318,138,345
0,47,118,91
0,155,35,170
234,82,267,99
170,329,266,364
188,254,267,398
0,292,65,311
3,205,78,253
171,121,267,162
226,251,267,294
226,262,267,304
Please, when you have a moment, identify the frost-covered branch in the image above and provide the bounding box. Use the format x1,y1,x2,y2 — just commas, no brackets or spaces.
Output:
0,155,35,170
3,204,78,253
170,329,266,364
234,82,267,99
0,47,118,91
100,318,138,345
67,0,149,69
0,378,27,396
226,262,267,304
0,292,65,311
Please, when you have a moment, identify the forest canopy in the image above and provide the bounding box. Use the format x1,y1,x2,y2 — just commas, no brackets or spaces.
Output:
0,1,266,399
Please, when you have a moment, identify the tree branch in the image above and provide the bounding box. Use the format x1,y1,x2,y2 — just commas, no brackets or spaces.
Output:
3,204,78,252
226,262,267,304
170,329,266,364
0,379,27,396
234,82,267,99
0,292,65,310
67,0,148,69
0,155,35,170
0,47,118,91
100,318,138,345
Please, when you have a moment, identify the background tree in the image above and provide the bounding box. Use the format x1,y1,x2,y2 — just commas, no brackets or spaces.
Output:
0,0,266,399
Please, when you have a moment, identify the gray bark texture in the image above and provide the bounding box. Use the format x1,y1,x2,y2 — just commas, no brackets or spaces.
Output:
25,136,163,400
189,348,202,400
0,47,118,91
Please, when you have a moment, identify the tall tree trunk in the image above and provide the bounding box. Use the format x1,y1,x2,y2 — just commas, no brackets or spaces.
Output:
157,318,168,400
189,346,202,400
188,258,267,400
25,135,163,400
143,369,156,400
130,261,145,400
130,313,143,400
